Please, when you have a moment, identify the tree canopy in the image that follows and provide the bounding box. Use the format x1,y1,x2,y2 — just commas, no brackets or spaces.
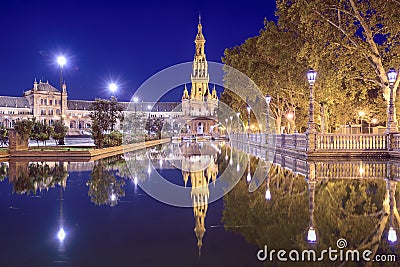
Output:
222,0,400,133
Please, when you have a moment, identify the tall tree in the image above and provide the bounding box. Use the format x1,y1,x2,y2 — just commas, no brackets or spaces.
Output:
277,0,400,123
51,120,68,145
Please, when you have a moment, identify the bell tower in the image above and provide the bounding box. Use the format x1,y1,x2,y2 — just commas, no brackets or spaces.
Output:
190,14,210,101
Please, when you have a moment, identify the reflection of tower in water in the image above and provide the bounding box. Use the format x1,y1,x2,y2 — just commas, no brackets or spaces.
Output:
181,148,218,255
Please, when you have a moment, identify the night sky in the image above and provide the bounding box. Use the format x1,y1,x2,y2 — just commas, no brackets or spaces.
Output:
0,0,276,102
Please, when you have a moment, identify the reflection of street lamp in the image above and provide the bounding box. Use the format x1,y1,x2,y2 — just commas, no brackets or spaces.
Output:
57,56,66,117
307,69,317,133
387,68,398,133
57,187,66,243
307,177,317,243
265,175,271,201
246,154,251,182
225,118,228,136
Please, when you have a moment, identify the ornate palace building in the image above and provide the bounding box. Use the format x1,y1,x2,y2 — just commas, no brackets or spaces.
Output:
0,79,180,134
182,16,219,136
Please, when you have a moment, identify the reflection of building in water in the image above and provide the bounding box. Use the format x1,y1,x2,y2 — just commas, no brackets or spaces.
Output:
181,142,218,255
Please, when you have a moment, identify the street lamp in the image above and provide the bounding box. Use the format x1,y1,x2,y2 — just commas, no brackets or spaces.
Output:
307,69,317,133
57,56,66,117
133,97,139,113
109,83,117,95
147,105,152,136
358,110,365,133
369,118,378,134
387,68,398,133
265,95,271,135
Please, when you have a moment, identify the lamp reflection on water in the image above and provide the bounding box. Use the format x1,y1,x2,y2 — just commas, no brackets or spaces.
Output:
246,154,251,182
387,179,398,243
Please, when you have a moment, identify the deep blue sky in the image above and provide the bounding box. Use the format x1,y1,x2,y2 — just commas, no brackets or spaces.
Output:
0,0,276,102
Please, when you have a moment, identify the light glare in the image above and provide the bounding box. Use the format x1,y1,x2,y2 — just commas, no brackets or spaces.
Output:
109,83,117,93
57,56,66,67
57,228,66,242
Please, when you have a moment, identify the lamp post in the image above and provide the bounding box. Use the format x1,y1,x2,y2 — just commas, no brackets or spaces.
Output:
57,56,66,117
307,177,317,243
358,110,365,133
229,115,233,133
147,105,152,136
247,106,251,137
306,69,317,133
133,97,139,113
387,178,397,243
387,68,398,133
369,118,378,134
286,112,294,133
265,174,271,201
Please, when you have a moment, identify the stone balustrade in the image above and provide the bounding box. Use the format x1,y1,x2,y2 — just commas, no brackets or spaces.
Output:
315,134,387,150
230,132,400,157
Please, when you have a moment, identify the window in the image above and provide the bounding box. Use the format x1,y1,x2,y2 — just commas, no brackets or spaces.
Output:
49,109,54,115
41,110,46,115
49,100,52,105
41,99,43,105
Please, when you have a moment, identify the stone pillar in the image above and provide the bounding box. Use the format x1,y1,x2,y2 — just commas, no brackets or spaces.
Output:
307,132,317,152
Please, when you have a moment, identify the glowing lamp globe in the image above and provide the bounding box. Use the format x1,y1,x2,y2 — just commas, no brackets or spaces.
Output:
307,69,317,85
388,227,397,243
265,189,271,201
246,172,251,182
57,227,66,242
388,68,397,84
57,56,66,67
265,95,272,104
109,83,117,93
307,227,317,243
